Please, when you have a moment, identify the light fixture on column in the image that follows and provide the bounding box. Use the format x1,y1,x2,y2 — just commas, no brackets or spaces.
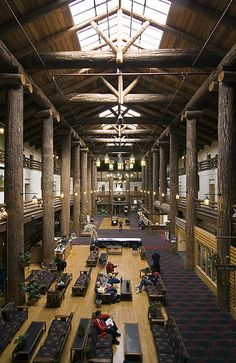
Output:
176,194,180,200
141,158,146,166
161,192,165,197
60,192,64,199
109,161,114,170
104,153,110,164
117,153,124,170
22,191,38,204
130,153,135,164
96,157,101,167
204,192,221,206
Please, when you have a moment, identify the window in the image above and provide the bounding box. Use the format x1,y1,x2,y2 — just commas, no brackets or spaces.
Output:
197,241,217,284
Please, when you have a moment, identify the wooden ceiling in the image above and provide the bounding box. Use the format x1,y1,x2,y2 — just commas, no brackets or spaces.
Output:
0,0,236,160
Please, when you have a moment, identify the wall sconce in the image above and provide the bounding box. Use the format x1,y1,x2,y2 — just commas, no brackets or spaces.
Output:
74,192,78,197
96,157,101,167
0,127,4,135
104,153,110,164
60,192,64,199
176,194,180,200
147,191,150,195
22,192,38,204
141,158,146,167
153,191,156,196
204,192,221,206
161,192,165,197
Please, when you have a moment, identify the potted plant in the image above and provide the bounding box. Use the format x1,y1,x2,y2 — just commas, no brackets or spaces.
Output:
20,282,41,305
19,251,31,267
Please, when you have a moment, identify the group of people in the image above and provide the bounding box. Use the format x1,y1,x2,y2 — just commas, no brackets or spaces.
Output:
95,269,121,303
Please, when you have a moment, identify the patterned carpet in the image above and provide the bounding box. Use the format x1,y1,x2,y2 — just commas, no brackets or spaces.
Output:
73,215,236,362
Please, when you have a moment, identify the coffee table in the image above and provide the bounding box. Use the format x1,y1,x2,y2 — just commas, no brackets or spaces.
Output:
120,279,132,301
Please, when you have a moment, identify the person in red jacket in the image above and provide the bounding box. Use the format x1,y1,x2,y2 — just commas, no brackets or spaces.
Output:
106,261,118,275
93,310,121,345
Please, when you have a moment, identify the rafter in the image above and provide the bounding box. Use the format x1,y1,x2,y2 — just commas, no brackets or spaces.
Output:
20,49,221,70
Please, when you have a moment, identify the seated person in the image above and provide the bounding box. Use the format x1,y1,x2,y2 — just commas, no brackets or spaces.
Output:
106,261,118,275
95,281,120,303
93,310,121,345
136,271,160,294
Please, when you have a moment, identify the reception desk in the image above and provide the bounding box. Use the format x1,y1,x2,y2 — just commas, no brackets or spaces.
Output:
95,237,142,248
54,238,72,260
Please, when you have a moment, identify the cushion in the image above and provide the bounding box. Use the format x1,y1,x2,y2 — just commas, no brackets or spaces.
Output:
2,302,17,321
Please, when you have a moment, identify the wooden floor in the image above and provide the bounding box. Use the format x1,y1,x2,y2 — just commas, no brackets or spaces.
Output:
1,244,159,363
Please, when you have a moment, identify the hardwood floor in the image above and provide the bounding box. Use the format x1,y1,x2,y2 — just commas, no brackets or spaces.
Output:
1,245,159,363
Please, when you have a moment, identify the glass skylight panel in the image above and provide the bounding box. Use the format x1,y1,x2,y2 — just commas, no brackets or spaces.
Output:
70,0,170,50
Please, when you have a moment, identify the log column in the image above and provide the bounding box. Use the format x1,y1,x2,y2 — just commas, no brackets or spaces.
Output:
72,142,80,235
169,128,178,238
109,175,114,214
5,81,25,304
60,130,71,236
87,154,92,216
217,77,236,311
152,148,159,200
148,153,153,214
80,148,88,218
141,159,145,201
144,156,149,207
40,109,55,264
159,143,168,204
91,157,96,216
185,111,200,270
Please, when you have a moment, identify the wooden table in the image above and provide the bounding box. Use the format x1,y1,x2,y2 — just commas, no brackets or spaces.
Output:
98,252,108,266
12,321,46,363
120,279,132,301
106,245,122,255
124,323,142,361
70,318,90,362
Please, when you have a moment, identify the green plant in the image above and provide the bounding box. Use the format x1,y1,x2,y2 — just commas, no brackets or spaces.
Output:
19,251,31,265
14,334,28,351
20,282,41,302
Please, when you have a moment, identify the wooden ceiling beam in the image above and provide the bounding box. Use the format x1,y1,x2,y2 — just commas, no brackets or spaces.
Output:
55,93,183,104
20,49,221,70
122,7,225,57
13,6,118,59
171,0,236,29
0,0,76,35
67,115,172,126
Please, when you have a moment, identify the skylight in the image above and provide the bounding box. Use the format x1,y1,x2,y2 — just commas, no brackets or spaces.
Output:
70,0,171,50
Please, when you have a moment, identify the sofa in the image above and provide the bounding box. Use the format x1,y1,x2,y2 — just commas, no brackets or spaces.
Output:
26,269,57,294
46,273,72,308
86,324,113,363
72,268,92,296
0,302,28,354
33,312,74,363
145,276,167,305
151,316,189,363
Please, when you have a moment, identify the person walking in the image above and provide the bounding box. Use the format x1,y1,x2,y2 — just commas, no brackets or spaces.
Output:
118,219,123,231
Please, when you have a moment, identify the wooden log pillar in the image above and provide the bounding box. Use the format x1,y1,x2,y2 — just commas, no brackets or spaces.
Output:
152,149,159,201
148,153,153,214
141,160,145,200
72,142,80,235
159,144,168,204
87,155,92,216
5,83,25,304
41,110,55,264
80,148,88,218
169,128,178,238
185,111,199,270
109,175,113,214
91,157,96,216
60,130,71,236
126,178,130,212
217,80,236,311
144,156,149,207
